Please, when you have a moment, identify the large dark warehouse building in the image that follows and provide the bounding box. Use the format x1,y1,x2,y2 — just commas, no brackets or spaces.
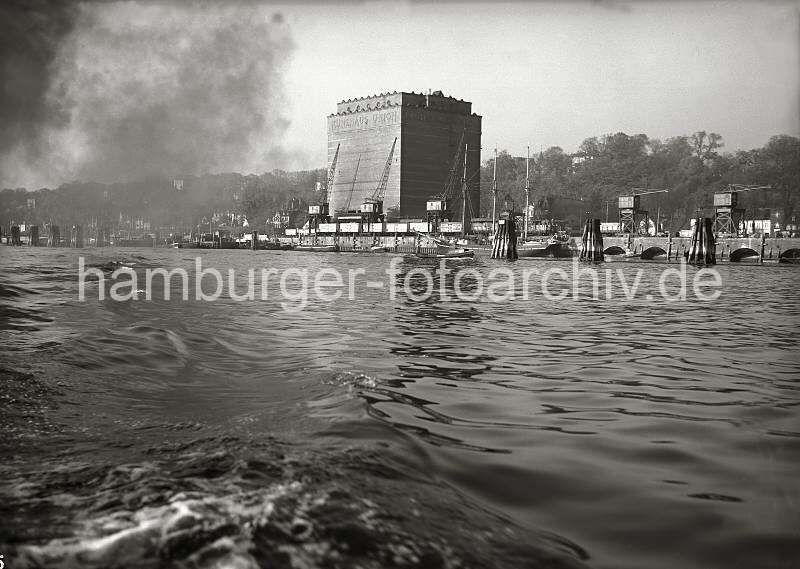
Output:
326,90,482,220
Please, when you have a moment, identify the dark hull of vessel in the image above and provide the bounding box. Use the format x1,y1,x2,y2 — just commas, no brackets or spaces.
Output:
259,242,294,250
415,249,475,259
517,242,572,258
198,243,241,249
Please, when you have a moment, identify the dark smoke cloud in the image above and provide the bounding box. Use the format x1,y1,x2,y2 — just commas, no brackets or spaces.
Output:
0,1,78,163
0,1,293,189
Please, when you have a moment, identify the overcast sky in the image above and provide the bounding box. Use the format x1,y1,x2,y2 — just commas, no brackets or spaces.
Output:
280,1,799,166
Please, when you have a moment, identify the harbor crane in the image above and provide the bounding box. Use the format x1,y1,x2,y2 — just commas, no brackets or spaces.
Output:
426,128,467,233
633,188,669,235
325,144,340,198
360,137,398,224
341,154,362,214
713,184,772,236
619,188,669,235
631,188,670,197
308,143,339,227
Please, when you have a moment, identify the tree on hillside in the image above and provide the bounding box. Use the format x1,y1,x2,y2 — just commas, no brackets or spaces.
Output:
690,131,724,163
751,135,799,227
3,134,796,236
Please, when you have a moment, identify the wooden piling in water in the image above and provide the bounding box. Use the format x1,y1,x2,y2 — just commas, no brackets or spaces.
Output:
685,217,715,265
580,219,604,262
491,213,518,260
10,226,21,246
29,225,40,246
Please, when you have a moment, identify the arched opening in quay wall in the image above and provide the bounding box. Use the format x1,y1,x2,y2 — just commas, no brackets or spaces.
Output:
730,248,759,262
641,246,667,260
779,248,800,263
604,246,627,256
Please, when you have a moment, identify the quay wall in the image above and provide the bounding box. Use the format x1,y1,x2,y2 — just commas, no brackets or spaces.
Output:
603,236,800,262
287,233,800,262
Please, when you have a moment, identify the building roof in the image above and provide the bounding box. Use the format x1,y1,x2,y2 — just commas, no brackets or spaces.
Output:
330,90,479,118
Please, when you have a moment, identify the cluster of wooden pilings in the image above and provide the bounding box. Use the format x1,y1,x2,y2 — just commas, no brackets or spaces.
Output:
685,217,715,265
608,217,721,265
4,217,795,264
3,224,85,247
491,213,518,260
619,217,778,265
580,219,604,262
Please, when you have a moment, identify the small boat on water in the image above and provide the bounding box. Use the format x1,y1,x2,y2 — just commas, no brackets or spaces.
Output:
416,247,475,259
295,244,339,252
518,231,572,258
260,241,292,250
370,245,393,253
411,229,475,259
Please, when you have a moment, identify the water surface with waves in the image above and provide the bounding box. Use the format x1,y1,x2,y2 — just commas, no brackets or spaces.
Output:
1,247,798,569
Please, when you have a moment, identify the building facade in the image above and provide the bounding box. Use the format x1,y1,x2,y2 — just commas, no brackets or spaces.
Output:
326,91,482,220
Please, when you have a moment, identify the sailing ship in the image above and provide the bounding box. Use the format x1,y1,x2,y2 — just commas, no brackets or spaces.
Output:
487,145,574,258
414,132,476,259
412,230,475,259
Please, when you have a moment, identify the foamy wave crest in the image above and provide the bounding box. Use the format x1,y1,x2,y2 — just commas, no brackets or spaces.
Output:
16,483,303,569
324,371,379,389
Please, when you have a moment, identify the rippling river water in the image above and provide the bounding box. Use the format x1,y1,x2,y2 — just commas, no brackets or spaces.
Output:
1,247,798,569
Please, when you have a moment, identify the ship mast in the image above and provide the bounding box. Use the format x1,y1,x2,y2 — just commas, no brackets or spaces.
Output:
491,147,497,235
461,143,469,237
524,145,530,240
